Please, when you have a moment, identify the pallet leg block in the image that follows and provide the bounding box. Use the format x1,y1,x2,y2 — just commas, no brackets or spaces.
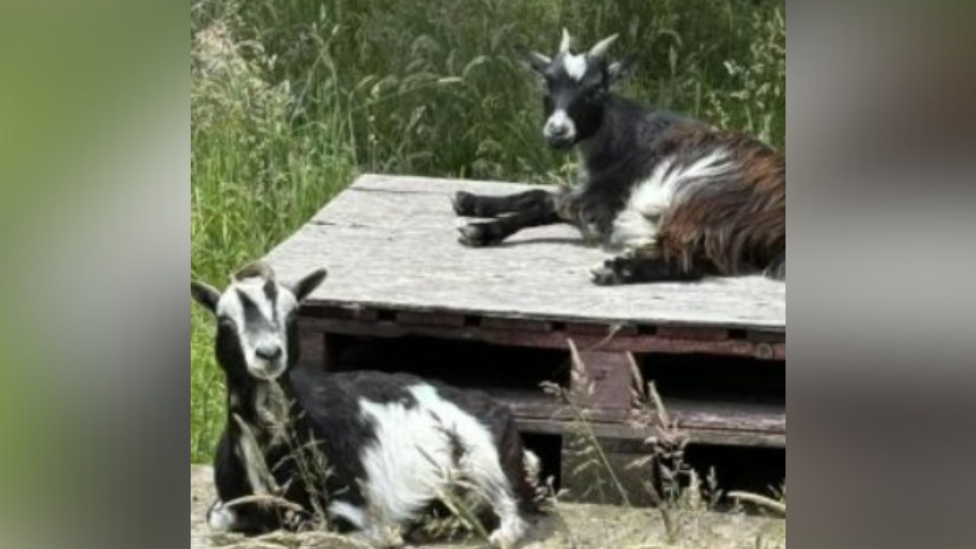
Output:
572,350,633,422
560,438,658,507
298,322,347,371
298,322,326,369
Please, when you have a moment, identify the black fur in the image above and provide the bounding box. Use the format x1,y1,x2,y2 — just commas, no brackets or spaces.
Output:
416,381,539,511
455,41,786,285
455,96,688,249
458,202,561,247
213,364,537,535
200,273,538,537
591,253,704,286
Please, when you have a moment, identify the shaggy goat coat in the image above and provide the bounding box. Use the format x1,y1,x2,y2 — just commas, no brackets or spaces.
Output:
192,265,539,549
454,31,785,285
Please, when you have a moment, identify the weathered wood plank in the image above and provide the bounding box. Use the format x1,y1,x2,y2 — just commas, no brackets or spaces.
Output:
666,398,786,434
396,311,467,328
268,174,786,332
297,320,326,368
298,318,786,361
657,326,731,341
574,350,633,419
297,316,785,360
485,389,785,447
566,322,639,337
480,317,554,333
515,418,785,448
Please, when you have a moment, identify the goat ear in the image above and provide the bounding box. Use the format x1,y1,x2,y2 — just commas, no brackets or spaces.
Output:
608,56,637,84
191,281,221,315
519,47,551,73
289,268,328,303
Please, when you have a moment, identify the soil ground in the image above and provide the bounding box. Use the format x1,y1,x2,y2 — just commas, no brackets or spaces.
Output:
191,466,785,549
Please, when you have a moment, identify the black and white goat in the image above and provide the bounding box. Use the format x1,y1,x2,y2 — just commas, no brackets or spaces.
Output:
454,30,786,285
191,263,540,548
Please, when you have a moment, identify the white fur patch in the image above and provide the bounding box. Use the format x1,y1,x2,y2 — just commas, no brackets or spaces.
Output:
544,109,577,142
208,501,238,532
610,150,735,250
563,53,588,81
357,384,526,546
329,501,368,530
524,450,541,484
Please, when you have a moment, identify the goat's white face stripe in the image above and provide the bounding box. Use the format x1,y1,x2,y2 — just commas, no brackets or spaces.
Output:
216,276,298,380
237,282,276,323
562,53,588,81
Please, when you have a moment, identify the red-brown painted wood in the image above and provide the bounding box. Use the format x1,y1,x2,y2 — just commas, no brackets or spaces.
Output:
298,315,786,361
574,350,633,422
396,311,467,328
298,320,326,369
296,305,786,449
480,317,553,333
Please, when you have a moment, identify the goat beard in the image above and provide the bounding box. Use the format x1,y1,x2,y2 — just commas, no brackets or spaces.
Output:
253,381,291,446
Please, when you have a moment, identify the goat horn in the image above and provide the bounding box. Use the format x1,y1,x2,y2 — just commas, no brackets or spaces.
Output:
560,28,572,54
589,34,619,59
530,51,552,66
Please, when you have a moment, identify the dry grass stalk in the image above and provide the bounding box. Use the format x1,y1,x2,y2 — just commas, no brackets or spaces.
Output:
728,492,787,517
567,338,634,507
223,495,305,515
215,530,376,549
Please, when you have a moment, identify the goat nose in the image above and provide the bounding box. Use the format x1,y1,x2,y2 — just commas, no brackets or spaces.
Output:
256,345,283,361
547,123,569,137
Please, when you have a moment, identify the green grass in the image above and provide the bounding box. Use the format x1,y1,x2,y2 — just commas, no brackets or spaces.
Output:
190,0,786,464
190,34,355,459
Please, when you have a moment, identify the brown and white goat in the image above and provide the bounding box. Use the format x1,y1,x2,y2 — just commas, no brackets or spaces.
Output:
454,30,785,285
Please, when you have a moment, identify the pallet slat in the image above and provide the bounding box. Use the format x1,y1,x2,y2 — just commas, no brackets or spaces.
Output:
491,390,786,448
299,316,785,360
269,174,786,332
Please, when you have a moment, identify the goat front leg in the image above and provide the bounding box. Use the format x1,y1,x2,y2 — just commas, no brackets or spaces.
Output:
590,251,705,286
453,189,553,219
766,251,786,281
458,201,561,247
209,432,280,534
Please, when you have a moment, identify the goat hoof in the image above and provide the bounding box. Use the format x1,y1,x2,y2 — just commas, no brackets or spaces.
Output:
452,191,477,217
458,224,497,247
207,500,238,532
488,524,526,549
590,261,624,286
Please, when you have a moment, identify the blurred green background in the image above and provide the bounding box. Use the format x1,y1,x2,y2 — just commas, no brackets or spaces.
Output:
190,0,786,463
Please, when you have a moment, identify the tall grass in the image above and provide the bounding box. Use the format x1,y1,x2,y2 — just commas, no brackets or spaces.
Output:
190,19,355,460
190,0,786,463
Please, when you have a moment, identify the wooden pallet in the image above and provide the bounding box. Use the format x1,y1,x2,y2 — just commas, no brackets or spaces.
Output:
267,174,786,453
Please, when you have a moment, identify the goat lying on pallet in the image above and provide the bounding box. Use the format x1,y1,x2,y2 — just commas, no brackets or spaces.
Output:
454,30,785,285
191,262,541,548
